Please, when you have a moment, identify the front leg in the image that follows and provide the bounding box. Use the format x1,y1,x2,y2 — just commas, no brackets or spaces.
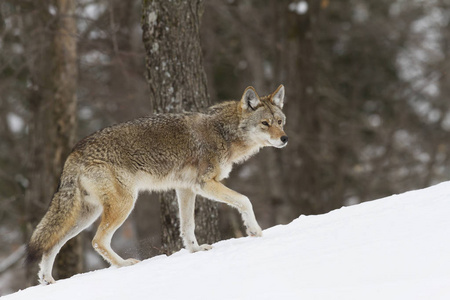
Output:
176,188,212,252
197,180,262,237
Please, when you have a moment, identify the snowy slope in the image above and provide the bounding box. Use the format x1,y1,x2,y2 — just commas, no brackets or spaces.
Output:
5,182,450,300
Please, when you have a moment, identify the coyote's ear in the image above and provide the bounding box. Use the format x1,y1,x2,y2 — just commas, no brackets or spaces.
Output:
241,86,261,111
271,84,285,109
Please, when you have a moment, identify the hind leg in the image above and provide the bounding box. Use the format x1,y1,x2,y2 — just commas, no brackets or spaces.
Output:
38,204,101,284
92,188,139,267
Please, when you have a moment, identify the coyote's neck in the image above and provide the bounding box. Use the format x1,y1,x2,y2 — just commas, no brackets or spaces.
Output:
210,101,262,164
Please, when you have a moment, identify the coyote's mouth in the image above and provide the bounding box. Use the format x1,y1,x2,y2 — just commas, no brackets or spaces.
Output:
269,140,288,148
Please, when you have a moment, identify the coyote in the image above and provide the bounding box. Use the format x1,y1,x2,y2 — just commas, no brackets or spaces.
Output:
26,85,288,284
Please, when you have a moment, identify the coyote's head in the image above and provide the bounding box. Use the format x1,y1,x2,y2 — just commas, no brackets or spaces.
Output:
239,85,288,148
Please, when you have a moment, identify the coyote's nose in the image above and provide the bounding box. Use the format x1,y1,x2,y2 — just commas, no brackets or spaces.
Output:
281,135,288,144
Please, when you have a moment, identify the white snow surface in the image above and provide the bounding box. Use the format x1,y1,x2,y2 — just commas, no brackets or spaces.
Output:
5,182,450,299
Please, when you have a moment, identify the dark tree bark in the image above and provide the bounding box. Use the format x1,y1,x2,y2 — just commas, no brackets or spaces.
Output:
52,0,81,280
24,0,80,284
288,0,324,214
141,0,220,254
263,0,325,216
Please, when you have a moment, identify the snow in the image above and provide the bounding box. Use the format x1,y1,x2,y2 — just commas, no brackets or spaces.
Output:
288,1,308,15
5,182,450,299
6,113,24,133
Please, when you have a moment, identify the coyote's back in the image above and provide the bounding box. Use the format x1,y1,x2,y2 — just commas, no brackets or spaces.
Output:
27,85,288,284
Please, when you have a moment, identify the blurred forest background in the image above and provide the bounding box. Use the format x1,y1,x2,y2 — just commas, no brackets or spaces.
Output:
1,0,450,295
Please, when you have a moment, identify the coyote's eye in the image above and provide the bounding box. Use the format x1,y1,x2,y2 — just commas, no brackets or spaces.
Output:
278,120,282,125
262,121,269,126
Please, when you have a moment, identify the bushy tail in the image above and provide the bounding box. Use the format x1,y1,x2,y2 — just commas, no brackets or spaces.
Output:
26,174,81,266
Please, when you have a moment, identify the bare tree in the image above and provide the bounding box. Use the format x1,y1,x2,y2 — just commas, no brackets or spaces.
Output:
141,0,220,254
24,0,79,284
52,0,81,280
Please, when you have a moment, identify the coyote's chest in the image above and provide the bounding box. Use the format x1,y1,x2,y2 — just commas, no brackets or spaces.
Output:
229,142,261,165
215,143,261,181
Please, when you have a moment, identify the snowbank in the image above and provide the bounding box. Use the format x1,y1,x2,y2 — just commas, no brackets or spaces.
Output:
5,182,450,300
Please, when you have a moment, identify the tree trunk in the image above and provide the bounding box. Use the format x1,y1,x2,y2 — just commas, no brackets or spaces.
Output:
24,0,80,284
141,0,220,254
291,0,323,213
52,0,81,280
280,0,324,215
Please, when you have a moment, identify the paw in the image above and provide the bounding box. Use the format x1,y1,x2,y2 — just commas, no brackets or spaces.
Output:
246,225,263,237
39,274,55,285
123,258,141,266
198,244,213,251
188,243,212,253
